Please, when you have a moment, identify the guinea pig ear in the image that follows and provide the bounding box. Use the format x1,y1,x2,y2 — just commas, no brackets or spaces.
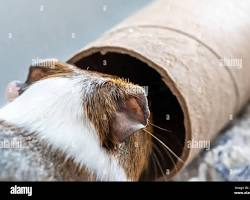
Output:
25,59,59,84
110,95,150,142
26,67,48,84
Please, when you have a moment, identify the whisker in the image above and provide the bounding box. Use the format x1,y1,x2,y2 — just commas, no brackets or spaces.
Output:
148,121,172,133
143,129,184,163
151,151,168,181
150,152,159,180
152,145,171,181
152,143,165,163
153,142,178,172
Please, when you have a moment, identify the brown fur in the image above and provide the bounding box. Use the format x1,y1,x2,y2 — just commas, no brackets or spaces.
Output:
17,60,152,181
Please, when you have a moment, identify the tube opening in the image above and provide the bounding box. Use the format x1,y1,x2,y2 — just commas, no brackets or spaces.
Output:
72,52,185,180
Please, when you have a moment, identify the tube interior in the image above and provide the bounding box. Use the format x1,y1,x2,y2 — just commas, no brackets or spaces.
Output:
73,52,185,180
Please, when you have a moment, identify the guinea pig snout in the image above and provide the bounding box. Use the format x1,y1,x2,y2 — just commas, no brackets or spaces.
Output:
5,81,27,102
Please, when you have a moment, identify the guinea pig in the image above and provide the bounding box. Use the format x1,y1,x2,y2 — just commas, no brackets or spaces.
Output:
0,60,152,181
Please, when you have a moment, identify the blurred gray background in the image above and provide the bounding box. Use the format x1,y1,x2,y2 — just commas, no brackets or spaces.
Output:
0,0,152,106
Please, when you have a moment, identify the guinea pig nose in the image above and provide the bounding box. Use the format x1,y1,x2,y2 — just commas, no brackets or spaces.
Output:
5,81,26,102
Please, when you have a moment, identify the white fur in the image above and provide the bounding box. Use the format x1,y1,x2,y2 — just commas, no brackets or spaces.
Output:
0,77,127,181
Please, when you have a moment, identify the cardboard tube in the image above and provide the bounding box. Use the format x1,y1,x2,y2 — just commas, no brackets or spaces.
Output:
67,0,250,179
